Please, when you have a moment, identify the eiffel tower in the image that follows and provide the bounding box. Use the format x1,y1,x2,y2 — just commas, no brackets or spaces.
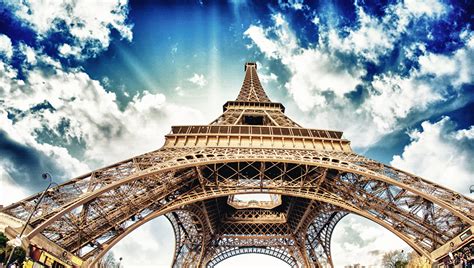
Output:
1,63,473,267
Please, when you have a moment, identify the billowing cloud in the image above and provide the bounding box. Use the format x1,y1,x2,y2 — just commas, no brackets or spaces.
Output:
332,215,411,267
391,117,474,196
367,74,443,132
417,34,474,88
278,0,307,11
2,0,133,59
57,43,81,58
0,44,204,195
327,1,446,64
258,72,278,84
404,0,446,17
188,73,208,87
245,25,282,59
0,165,30,206
244,1,473,149
111,217,175,267
0,34,13,60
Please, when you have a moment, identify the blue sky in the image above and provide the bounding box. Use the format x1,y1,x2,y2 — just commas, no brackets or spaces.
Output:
0,0,473,267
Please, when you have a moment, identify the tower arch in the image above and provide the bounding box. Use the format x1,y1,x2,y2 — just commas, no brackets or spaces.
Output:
207,248,297,268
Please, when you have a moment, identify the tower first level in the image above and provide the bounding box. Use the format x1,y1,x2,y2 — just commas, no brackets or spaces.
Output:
1,63,473,268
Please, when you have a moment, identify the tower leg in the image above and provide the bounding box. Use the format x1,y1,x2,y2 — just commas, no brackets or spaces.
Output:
167,208,210,268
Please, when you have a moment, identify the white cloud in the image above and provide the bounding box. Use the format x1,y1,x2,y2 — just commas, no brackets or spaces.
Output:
326,0,446,65
58,43,81,58
418,53,457,76
0,46,204,172
367,74,443,132
0,57,17,83
0,165,30,207
18,43,37,65
278,0,306,11
111,217,174,267
188,73,208,87
0,107,91,181
332,215,411,268
258,72,278,84
244,13,299,60
245,26,280,58
455,126,474,139
418,34,474,87
174,86,185,96
4,0,133,58
0,34,13,60
404,0,446,17
391,117,474,196
245,14,364,111
244,1,472,148
327,6,397,63
284,49,365,111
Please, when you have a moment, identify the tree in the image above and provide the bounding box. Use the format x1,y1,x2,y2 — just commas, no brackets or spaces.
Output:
0,232,7,263
0,233,7,247
0,232,26,265
382,250,409,268
98,252,120,268
407,252,431,268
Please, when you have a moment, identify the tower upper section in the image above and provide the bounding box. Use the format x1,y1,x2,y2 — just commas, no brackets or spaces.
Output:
163,62,352,152
222,62,286,114
236,63,272,102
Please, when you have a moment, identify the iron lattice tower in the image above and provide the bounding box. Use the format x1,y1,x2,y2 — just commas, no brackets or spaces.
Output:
1,63,473,267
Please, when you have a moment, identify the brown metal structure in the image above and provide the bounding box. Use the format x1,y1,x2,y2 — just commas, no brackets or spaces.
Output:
2,62,473,267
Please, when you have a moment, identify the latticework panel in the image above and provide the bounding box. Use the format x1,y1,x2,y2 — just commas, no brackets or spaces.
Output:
210,108,301,128
206,247,299,268
168,205,212,268
222,209,287,224
202,234,310,268
236,63,271,103
304,210,347,266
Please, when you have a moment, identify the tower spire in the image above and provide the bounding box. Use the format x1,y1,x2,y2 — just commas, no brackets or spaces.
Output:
236,62,272,102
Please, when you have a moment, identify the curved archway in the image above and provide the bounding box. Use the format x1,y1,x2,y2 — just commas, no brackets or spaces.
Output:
86,188,430,266
208,247,297,267
3,151,471,266
21,152,473,241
